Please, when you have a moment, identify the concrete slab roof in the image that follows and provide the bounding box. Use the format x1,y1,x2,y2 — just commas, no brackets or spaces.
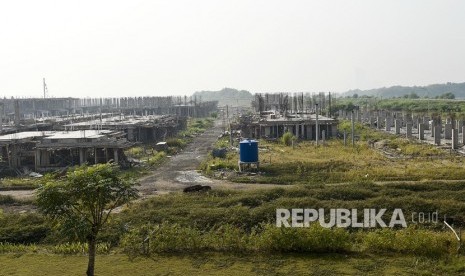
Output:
0,130,116,142
259,114,336,122
63,115,165,127
43,130,113,140
0,131,54,141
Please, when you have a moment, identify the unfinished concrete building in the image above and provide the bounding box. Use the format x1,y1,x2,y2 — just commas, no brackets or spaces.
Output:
0,130,132,174
0,96,217,124
63,115,187,143
238,113,338,140
236,92,338,140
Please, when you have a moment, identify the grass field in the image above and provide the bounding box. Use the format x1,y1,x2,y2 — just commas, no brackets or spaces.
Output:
3,119,465,275
1,253,465,276
202,124,465,185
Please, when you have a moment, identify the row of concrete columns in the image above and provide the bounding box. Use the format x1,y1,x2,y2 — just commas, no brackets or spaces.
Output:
338,109,465,150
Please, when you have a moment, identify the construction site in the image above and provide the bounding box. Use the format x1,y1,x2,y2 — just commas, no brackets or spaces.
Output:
233,92,338,141
0,96,217,176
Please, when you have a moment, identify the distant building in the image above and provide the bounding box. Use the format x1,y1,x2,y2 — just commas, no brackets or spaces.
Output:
0,130,132,172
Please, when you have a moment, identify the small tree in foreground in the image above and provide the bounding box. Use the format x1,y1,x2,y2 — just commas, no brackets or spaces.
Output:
37,164,139,276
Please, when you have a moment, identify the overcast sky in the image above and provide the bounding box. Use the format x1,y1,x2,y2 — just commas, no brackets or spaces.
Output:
1,0,464,98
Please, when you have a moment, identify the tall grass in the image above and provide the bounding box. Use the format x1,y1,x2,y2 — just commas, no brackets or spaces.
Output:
121,223,454,257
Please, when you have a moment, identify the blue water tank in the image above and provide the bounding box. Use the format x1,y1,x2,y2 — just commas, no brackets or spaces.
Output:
239,139,259,163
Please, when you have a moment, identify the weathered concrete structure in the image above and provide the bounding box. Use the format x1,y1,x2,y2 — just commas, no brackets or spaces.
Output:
418,123,425,140
64,115,186,143
0,97,217,130
0,130,132,172
241,113,338,140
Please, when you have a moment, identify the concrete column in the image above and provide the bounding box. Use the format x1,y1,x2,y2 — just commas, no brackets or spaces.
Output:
114,149,119,163
79,148,86,165
462,126,465,145
395,119,401,134
406,123,412,139
424,117,430,130
35,149,41,171
444,124,452,139
418,123,425,140
385,118,391,132
377,116,382,129
434,125,442,145
452,129,459,149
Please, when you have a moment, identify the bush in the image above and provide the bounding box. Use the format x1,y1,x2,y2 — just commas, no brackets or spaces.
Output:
166,138,186,148
0,213,50,244
281,132,295,146
362,227,455,257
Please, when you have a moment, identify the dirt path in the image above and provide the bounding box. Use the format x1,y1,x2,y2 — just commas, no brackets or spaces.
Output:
137,119,282,198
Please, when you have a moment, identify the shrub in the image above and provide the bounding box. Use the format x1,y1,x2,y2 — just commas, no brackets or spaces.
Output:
281,132,295,146
166,138,186,148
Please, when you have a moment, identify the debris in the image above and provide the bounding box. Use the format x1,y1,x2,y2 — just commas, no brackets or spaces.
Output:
183,185,211,193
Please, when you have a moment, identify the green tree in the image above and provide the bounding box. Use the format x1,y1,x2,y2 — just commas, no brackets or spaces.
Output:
36,164,139,276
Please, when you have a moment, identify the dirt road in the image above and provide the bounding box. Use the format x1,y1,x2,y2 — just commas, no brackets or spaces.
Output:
138,120,281,197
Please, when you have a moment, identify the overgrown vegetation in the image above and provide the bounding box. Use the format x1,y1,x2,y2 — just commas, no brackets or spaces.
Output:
202,122,463,184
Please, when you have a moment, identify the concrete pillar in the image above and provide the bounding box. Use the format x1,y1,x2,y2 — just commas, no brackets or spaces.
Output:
79,148,86,165
418,123,425,140
35,149,41,171
114,149,119,163
434,125,441,145
377,116,382,129
395,119,401,134
424,117,430,130
385,118,391,132
452,129,458,149
406,123,412,139
462,126,465,145
444,124,452,139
